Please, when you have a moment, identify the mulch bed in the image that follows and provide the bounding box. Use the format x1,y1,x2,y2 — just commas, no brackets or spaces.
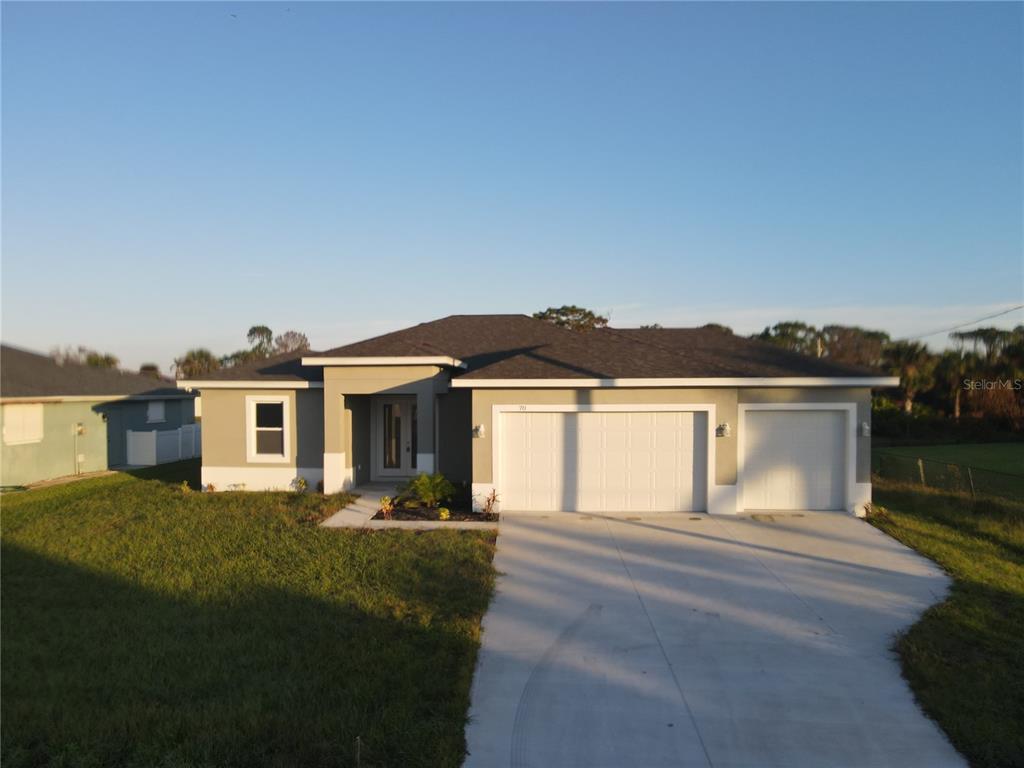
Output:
372,505,499,522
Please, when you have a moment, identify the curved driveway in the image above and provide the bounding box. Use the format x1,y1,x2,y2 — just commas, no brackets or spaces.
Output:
464,512,964,768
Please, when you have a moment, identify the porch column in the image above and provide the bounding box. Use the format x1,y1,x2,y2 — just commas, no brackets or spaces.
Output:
323,387,352,493
415,383,435,474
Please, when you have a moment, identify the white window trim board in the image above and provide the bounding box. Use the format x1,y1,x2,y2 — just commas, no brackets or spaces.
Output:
490,403,719,515
736,402,859,515
245,395,291,464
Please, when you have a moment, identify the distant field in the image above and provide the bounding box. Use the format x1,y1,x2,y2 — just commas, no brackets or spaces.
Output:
875,442,1024,476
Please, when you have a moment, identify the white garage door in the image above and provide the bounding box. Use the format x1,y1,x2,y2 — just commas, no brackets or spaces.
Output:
742,410,845,511
499,410,708,513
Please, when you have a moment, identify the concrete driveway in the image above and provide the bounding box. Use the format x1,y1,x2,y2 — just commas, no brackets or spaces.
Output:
464,512,964,768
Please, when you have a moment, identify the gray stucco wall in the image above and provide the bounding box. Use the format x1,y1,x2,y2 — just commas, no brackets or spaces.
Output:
437,390,472,483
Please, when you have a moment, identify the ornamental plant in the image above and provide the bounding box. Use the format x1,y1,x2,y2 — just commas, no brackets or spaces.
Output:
400,473,456,508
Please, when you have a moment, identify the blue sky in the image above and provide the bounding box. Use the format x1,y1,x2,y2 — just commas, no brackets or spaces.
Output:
2,1,1022,372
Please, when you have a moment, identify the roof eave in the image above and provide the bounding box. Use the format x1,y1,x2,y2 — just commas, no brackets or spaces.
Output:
450,376,900,389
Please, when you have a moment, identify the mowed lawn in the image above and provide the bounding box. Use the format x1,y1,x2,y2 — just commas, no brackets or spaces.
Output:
869,479,1024,768
1,461,497,768
875,442,1024,475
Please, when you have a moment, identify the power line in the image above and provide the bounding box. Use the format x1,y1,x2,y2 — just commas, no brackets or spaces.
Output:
898,304,1024,342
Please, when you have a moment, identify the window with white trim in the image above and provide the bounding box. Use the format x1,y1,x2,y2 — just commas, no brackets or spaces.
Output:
246,396,290,462
3,404,44,445
146,401,166,424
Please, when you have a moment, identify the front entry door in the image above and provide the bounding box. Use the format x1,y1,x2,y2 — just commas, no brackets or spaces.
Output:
373,397,418,478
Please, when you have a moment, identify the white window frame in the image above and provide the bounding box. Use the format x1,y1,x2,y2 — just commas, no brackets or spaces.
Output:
146,400,166,424
246,395,291,464
3,403,44,446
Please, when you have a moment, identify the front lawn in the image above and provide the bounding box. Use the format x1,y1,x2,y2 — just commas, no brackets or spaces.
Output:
868,478,1024,768
1,460,497,768
874,442,1024,475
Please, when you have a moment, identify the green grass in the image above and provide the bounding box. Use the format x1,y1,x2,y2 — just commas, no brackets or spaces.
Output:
874,442,1024,476
868,478,1024,768
1,460,497,768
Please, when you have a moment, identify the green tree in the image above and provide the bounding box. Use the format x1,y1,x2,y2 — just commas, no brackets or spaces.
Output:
138,363,161,379
173,349,220,379
51,346,119,369
247,325,274,357
701,323,733,334
933,349,975,420
754,321,822,356
819,325,890,368
883,341,937,414
533,305,609,332
273,330,310,354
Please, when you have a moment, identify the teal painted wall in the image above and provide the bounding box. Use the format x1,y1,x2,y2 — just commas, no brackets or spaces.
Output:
1,401,108,487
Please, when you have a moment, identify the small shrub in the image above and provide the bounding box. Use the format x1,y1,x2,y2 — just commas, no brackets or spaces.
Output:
438,507,450,521
399,473,456,508
380,496,395,521
316,479,324,493
481,489,499,516
292,476,308,494
205,483,216,492
180,481,192,495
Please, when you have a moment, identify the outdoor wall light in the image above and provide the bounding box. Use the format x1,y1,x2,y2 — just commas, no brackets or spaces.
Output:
472,424,485,438
861,421,871,437
716,423,731,438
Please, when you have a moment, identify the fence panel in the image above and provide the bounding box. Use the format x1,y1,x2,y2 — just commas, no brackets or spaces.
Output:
873,451,1023,503
126,424,202,467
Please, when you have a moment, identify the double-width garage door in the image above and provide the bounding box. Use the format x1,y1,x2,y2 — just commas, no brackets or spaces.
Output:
499,410,708,513
742,410,846,511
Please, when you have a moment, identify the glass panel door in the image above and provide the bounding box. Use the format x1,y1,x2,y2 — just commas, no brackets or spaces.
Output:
383,403,402,469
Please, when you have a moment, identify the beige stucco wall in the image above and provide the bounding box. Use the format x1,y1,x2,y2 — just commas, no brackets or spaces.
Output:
200,388,323,468
470,386,872,485
322,365,446,470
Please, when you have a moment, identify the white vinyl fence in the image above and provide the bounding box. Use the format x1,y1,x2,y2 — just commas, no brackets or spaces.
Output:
126,424,201,467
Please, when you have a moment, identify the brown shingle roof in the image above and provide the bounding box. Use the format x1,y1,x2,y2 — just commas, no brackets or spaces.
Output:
318,315,881,379
1,344,194,399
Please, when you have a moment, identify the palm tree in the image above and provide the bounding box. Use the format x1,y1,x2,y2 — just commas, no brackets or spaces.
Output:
173,348,220,379
883,341,937,414
934,349,975,420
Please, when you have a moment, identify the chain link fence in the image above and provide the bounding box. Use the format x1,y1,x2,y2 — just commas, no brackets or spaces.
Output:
873,452,1024,503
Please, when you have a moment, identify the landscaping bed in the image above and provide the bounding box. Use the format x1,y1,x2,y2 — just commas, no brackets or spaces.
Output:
373,506,499,522
1,460,497,768
868,477,1024,768
374,472,500,523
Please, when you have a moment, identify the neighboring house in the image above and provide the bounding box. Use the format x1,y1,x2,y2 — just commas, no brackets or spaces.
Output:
179,315,897,515
1,344,198,486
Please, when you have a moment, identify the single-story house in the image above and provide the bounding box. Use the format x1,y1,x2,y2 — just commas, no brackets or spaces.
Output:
179,315,897,515
1,344,198,487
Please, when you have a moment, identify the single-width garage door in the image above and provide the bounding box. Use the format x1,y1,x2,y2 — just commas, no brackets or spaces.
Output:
742,410,845,511
499,410,708,513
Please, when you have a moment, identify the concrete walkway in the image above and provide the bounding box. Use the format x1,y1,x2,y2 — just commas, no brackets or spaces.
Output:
320,484,395,528
465,512,964,768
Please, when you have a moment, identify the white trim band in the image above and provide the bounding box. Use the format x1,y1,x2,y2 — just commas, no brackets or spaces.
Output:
452,377,899,389
201,465,324,492
301,356,466,368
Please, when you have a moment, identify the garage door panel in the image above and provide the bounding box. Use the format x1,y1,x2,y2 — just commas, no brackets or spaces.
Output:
500,410,708,513
743,410,844,511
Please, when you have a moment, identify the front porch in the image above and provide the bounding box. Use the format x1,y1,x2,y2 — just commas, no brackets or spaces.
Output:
319,368,471,494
